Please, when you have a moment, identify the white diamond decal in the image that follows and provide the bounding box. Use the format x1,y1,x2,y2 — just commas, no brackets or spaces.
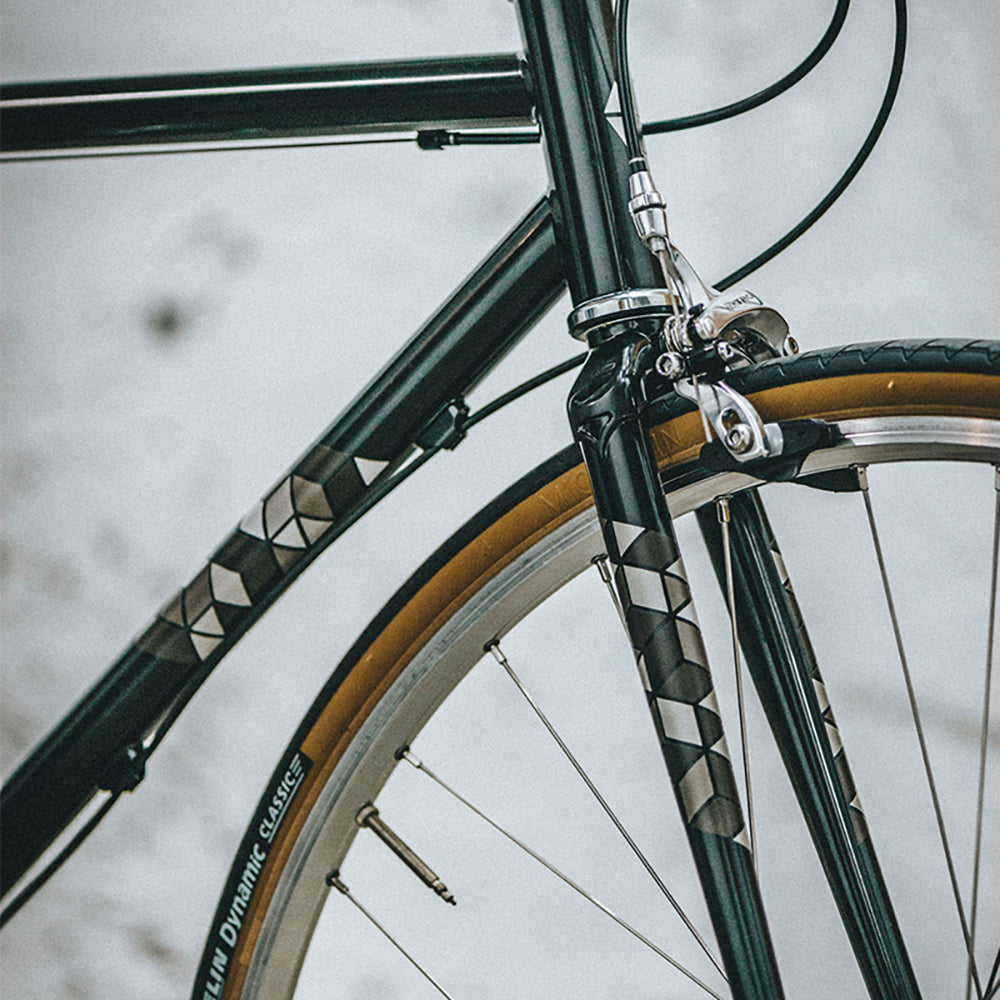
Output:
210,562,251,607
698,689,722,716
355,456,389,486
273,520,307,549
623,565,667,612
612,520,644,558
191,632,223,661
604,81,627,145
708,734,732,762
191,606,224,637
770,546,790,585
264,477,295,538
678,755,713,820
635,652,651,692
298,516,330,544
734,823,751,851
655,697,702,746
813,679,830,713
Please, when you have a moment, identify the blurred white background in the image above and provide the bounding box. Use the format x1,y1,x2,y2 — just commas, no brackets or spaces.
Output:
2,0,998,997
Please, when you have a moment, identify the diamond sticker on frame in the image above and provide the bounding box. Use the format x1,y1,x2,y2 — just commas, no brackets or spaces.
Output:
210,562,251,607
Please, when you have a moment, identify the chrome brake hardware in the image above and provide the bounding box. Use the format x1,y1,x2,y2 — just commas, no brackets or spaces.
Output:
621,165,793,463
655,271,792,462
673,377,784,462
627,169,670,255
690,289,790,359
654,255,791,365
625,165,793,364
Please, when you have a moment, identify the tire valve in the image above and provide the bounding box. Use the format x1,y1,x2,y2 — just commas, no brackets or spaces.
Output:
355,803,457,905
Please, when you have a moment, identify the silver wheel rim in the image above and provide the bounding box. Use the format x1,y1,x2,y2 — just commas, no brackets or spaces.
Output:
243,414,1000,1000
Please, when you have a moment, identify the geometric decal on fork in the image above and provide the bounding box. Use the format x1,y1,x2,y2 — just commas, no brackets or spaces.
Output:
607,518,750,849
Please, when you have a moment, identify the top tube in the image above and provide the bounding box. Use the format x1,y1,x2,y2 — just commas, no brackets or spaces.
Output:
0,55,534,153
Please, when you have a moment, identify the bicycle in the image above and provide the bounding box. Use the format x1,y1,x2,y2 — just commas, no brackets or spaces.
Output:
0,0,996,996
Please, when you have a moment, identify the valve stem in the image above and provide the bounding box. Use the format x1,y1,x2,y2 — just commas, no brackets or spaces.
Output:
356,803,457,905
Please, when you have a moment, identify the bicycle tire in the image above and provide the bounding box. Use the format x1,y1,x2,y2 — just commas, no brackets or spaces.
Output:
194,338,1000,1000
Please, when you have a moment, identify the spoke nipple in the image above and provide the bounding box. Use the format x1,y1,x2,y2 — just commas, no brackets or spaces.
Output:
716,496,731,523
326,870,350,893
854,464,869,490
486,640,506,665
433,881,457,905
399,747,422,768
592,553,614,584
356,803,379,827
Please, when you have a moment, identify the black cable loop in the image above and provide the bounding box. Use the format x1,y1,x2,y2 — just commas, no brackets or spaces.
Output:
643,0,850,135
716,0,906,290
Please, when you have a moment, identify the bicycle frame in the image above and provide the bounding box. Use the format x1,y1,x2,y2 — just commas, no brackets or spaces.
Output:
1,2,921,997
1,51,560,895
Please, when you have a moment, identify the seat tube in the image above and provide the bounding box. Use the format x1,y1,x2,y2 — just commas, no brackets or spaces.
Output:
519,0,784,993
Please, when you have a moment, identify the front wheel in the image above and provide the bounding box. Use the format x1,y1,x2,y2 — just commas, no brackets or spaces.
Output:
195,339,1000,1000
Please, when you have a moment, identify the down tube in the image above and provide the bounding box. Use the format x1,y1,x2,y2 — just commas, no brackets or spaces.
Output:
697,490,921,999
0,197,565,896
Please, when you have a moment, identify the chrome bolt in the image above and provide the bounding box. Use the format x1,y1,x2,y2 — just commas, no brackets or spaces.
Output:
784,335,800,355
655,351,685,379
716,342,737,362
725,424,754,454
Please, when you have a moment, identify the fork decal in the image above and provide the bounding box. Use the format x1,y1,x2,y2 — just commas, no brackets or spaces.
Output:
607,519,750,847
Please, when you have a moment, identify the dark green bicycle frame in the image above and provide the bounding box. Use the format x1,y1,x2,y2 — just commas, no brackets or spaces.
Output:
0,2,919,997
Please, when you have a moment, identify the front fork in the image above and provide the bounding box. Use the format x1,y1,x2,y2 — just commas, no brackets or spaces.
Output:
568,328,784,999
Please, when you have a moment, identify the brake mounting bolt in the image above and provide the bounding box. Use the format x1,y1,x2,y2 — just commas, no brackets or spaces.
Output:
725,424,754,454
655,351,685,379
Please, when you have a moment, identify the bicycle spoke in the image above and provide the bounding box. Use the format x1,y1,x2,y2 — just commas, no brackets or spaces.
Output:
486,640,726,979
967,469,999,1000
325,874,455,999
717,497,758,876
592,554,628,631
983,944,1000,1000
859,465,984,999
399,750,726,1000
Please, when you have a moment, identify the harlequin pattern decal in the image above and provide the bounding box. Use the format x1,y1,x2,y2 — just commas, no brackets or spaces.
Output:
606,518,750,848
769,542,869,843
136,445,390,668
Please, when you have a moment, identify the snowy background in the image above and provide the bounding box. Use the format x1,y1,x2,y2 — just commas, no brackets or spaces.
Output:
2,0,998,997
